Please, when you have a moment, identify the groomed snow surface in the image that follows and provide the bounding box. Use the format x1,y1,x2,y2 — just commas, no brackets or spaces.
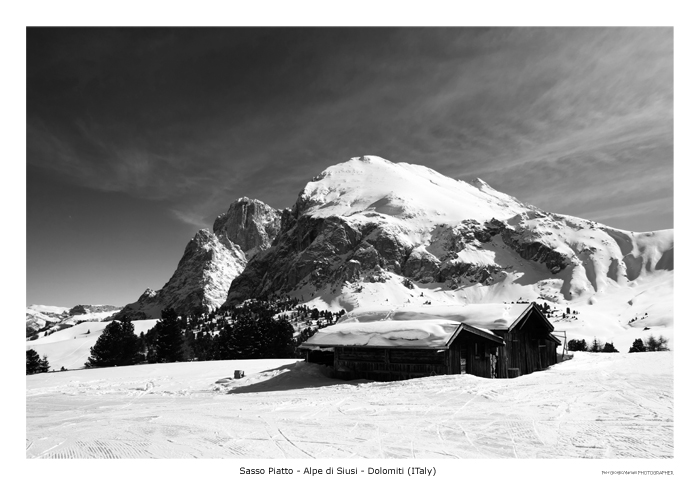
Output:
26,352,672,459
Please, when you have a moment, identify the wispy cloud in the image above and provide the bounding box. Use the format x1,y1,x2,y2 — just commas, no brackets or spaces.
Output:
27,27,673,231
577,195,673,228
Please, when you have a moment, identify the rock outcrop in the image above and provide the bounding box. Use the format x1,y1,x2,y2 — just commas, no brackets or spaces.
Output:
213,197,282,258
113,198,281,320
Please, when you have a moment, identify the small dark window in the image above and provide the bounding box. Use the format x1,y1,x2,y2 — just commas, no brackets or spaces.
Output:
475,342,485,359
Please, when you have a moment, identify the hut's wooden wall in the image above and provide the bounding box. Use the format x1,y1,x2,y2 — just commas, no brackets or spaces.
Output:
494,311,560,378
332,332,503,381
541,339,558,368
497,329,540,376
446,332,500,378
333,347,448,381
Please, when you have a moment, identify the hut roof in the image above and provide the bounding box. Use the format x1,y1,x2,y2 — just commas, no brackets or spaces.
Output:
337,302,542,332
301,319,460,349
300,318,504,350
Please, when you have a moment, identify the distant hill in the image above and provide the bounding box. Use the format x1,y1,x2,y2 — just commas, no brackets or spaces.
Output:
26,304,122,338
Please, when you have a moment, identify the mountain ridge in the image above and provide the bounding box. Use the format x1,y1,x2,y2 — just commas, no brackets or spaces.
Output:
223,156,672,308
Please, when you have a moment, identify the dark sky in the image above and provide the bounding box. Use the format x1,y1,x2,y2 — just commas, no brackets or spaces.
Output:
26,27,673,307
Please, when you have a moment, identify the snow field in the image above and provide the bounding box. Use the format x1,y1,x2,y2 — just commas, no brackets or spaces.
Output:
26,353,672,459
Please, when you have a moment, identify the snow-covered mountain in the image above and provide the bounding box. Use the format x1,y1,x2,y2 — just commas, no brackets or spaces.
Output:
112,197,281,321
26,305,68,335
223,156,673,350
27,155,674,364
26,304,122,337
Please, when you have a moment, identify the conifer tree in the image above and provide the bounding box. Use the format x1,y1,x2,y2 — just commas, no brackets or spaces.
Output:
86,319,141,367
590,338,602,353
629,338,647,353
567,339,588,351
656,335,670,351
154,308,185,362
26,349,44,375
261,316,295,358
601,342,619,353
645,335,659,352
216,322,237,359
40,355,50,372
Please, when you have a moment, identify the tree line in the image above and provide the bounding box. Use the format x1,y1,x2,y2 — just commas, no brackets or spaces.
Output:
628,335,669,353
567,334,669,354
84,298,343,368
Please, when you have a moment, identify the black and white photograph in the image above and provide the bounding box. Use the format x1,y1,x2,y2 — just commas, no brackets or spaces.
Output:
16,2,691,478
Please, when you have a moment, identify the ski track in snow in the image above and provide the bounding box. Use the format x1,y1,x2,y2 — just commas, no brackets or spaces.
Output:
26,353,673,459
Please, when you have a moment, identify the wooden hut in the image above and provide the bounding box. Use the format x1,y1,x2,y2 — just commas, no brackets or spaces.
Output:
489,303,561,378
300,302,560,381
301,319,504,380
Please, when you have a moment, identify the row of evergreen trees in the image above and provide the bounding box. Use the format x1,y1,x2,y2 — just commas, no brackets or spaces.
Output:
84,299,307,368
628,335,669,352
568,338,619,353
30,297,342,371
567,334,669,354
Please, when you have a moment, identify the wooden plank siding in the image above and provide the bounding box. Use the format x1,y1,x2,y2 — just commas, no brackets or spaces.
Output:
446,330,501,379
493,308,560,378
333,347,449,381
332,330,503,381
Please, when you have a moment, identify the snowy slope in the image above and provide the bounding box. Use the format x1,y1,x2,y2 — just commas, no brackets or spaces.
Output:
297,156,530,235
26,318,159,370
26,352,672,459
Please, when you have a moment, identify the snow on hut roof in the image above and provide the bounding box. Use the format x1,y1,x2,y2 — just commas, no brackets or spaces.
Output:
301,319,462,349
338,303,533,331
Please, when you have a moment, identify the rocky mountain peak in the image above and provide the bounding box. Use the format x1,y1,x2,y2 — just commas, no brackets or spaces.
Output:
138,288,158,301
113,199,281,321
213,197,282,258
470,177,490,189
